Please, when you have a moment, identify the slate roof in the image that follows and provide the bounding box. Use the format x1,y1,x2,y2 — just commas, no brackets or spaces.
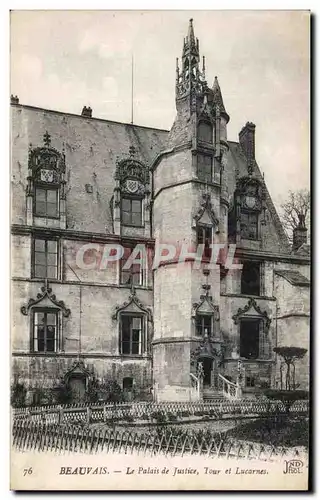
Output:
275,270,310,287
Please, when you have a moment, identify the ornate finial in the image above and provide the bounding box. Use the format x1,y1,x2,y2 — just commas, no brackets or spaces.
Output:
43,131,51,147
129,145,136,158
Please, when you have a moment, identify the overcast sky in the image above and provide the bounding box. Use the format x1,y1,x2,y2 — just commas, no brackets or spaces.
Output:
10,10,309,208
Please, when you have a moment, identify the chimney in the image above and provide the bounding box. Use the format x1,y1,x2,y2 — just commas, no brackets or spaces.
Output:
81,106,92,118
239,122,256,164
292,214,308,251
10,95,19,105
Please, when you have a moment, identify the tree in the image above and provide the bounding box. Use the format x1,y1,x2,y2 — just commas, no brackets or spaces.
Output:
274,346,307,391
280,189,310,241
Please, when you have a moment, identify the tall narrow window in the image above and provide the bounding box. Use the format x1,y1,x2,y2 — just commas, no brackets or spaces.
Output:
33,238,58,279
120,315,143,355
32,310,58,353
195,314,212,336
197,154,212,183
121,197,143,226
241,262,261,296
240,319,260,359
34,186,59,218
197,121,213,143
120,247,143,286
196,225,212,259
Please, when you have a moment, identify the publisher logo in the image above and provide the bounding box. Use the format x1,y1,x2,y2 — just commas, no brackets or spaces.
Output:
283,460,303,474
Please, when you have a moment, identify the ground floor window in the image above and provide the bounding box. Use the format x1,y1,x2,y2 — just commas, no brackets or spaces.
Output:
120,315,143,355
123,377,134,391
246,376,256,387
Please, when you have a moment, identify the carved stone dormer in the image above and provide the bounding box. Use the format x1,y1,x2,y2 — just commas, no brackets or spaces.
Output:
233,176,266,244
112,146,150,237
27,131,67,229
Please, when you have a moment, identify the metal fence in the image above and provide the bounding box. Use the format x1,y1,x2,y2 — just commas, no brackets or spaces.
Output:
12,399,309,425
12,420,307,462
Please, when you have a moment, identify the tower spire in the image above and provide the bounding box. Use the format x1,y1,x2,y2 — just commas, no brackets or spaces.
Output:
183,18,199,57
176,19,206,101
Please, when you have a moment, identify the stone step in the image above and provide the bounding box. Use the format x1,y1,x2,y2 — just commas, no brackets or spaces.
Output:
203,391,225,400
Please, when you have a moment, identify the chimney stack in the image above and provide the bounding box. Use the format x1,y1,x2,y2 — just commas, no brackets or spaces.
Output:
10,95,19,105
292,214,308,251
239,122,256,165
81,106,92,118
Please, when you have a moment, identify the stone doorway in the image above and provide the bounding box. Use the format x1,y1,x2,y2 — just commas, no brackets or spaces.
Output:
68,374,86,402
201,358,213,386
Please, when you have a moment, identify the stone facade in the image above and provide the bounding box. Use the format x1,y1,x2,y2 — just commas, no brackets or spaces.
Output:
11,20,310,404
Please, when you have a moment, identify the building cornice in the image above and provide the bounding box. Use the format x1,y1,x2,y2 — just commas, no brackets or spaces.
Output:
235,247,310,265
11,224,155,246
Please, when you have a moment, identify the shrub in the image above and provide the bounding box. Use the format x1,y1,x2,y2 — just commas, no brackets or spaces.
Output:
11,381,27,408
264,389,309,413
151,411,167,424
166,412,178,422
180,410,190,418
98,379,124,403
53,380,72,404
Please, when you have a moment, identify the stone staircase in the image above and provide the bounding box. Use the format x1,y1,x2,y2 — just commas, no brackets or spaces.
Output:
202,387,226,401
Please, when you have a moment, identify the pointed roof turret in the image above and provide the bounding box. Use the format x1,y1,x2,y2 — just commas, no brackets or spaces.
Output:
212,76,229,122
183,18,199,58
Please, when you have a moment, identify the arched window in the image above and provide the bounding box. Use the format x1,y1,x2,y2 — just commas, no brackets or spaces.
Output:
197,121,213,144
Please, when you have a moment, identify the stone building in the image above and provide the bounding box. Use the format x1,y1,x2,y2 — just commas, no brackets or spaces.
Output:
11,20,310,403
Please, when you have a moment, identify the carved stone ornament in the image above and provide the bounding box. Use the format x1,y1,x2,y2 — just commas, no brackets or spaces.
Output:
190,335,225,367
232,297,271,330
28,131,66,185
64,360,91,382
192,286,220,319
114,157,150,187
112,285,153,321
193,192,219,229
236,176,264,212
21,279,71,317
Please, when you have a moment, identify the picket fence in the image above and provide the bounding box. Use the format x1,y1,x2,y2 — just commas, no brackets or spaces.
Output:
12,420,307,462
13,399,309,426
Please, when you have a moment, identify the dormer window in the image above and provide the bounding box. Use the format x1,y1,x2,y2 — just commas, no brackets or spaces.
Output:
112,149,150,235
234,177,265,242
121,196,143,227
240,212,259,240
35,186,59,218
26,131,66,228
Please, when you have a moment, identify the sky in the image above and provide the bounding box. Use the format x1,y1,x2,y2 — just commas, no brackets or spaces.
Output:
10,10,310,208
